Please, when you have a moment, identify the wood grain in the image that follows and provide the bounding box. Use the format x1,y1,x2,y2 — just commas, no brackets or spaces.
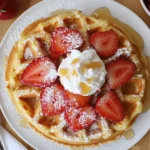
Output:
0,0,149,150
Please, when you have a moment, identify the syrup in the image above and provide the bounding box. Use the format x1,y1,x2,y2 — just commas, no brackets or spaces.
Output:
70,147,84,150
58,68,69,76
81,62,102,73
19,117,30,128
123,129,134,140
142,56,150,113
72,69,78,76
71,58,80,65
80,82,91,95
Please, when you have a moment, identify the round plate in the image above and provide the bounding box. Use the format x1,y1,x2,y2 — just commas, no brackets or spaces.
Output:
0,0,150,150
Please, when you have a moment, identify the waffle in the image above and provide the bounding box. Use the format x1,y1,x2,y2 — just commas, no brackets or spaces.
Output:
5,10,148,146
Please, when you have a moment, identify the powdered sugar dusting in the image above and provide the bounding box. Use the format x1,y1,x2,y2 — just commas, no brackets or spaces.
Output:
52,27,83,52
41,85,65,115
105,47,131,63
44,61,58,83
90,122,99,131
24,47,33,60
37,58,57,83
45,65,57,81
65,106,96,131
64,32,83,51
79,108,96,125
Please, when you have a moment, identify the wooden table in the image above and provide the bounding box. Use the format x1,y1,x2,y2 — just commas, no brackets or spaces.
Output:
0,0,150,150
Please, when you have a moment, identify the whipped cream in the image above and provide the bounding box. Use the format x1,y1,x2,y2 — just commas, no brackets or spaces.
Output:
58,49,107,96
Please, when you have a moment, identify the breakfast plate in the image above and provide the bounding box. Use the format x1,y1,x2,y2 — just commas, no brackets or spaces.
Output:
0,0,150,150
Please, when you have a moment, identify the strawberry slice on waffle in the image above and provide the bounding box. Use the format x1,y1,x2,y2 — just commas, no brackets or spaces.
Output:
90,30,118,58
64,90,91,108
106,58,136,89
50,27,83,56
40,84,65,116
96,91,125,122
21,57,58,87
65,106,96,131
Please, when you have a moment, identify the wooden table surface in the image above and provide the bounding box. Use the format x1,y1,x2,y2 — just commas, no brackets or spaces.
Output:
0,0,150,150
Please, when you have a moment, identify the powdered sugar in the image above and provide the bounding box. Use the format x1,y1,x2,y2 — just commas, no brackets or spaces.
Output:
45,64,58,83
41,84,65,116
63,32,83,51
105,47,132,63
37,57,57,83
24,47,33,60
79,108,96,125
52,27,83,52
42,86,64,106
90,122,99,131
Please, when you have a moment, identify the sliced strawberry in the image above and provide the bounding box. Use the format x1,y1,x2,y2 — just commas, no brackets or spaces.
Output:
65,106,96,131
0,0,17,20
21,57,57,87
96,91,125,122
106,58,136,89
0,0,8,10
40,84,65,116
49,49,60,59
64,90,91,108
90,30,118,58
50,27,83,56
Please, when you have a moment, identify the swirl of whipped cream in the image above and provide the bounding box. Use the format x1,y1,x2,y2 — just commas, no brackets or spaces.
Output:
58,49,107,96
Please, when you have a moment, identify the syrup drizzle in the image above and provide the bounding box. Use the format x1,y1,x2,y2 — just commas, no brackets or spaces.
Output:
19,117,30,128
70,147,84,150
142,56,150,113
123,129,134,140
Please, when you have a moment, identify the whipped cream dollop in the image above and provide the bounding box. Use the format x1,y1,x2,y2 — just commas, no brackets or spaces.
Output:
58,49,107,96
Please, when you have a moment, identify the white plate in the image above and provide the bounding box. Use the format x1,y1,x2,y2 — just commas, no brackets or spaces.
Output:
0,0,150,150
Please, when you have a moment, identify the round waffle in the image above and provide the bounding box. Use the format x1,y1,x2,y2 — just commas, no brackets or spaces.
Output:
5,10,148,146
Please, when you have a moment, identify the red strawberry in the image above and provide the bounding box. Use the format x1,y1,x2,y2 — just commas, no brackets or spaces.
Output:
65,106,96,131
90,30,118,58
64,90,91,108
106,58,136,89
96,91,125,122
49,49,60,59
40,84,65,116
21,57,57,87
0,0,8,10
50,27,83,56
0,0,17,20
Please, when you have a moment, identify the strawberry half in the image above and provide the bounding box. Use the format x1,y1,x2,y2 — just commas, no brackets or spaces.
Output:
65,106,96,131
40,84,65,116
96,91,125,122
49,48,60,59
50,27,83,56
0,0,17,20
21,57,57,87
0,0,8,10
90,30,118,58
106,58,136,89
64,90,91,108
